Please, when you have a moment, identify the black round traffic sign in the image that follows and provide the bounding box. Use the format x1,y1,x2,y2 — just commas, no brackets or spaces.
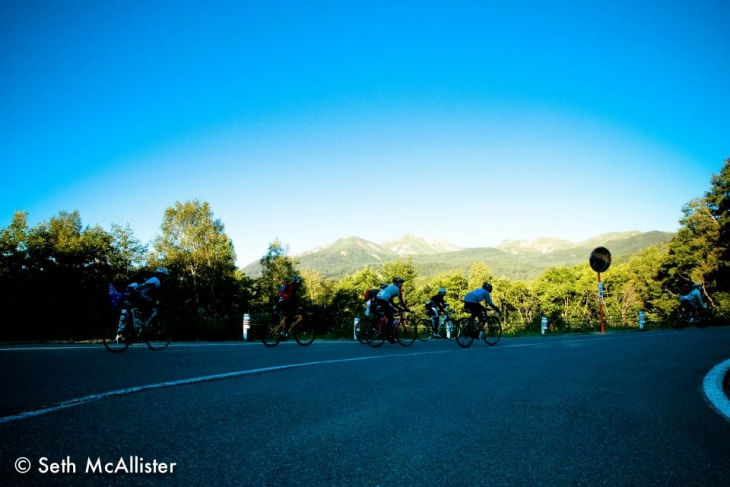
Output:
589,247,611,273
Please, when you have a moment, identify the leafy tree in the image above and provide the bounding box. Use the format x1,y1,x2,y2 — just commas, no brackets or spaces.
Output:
332,266,382,320
658,159,729,315
705,157,730,290
534,266,581,327
0,211,114,340
501,280,539,326
380,258,418,305
467,261,493,291
605,245,669,326
299,266,335,308
413,270,468,311
151,200,238,338
256,238,298,310
109,223,147,280
0,211,30,279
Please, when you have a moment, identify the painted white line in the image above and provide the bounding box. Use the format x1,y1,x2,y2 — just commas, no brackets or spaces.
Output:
0,351,453,424
703,359,730,424
0,333,717,424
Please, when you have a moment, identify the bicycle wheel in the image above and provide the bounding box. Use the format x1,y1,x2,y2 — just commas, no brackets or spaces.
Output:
145,315,172,351
416,318,433,341
294,320,316,346
367,320,385,348
455,319,475,348
103,309,131,353
356,315,375,344
395,319,415,346
482,315,502,346
262,321,283,347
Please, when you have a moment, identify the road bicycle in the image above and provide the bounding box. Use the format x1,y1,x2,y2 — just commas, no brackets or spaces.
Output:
672,302,712,330
366,310,415,348
262,313,316,347
417,310,458,341
455,311,502,348
103,289,171,353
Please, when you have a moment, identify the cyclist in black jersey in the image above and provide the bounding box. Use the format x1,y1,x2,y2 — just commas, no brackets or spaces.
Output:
424,288,449,337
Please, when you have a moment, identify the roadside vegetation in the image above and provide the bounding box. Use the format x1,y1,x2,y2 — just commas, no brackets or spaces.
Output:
1,158,728,342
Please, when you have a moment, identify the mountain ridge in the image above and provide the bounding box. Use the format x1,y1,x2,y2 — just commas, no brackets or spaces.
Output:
242,231,675,280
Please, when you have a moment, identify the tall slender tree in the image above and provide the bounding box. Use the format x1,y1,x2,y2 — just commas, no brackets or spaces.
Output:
152,200,238,337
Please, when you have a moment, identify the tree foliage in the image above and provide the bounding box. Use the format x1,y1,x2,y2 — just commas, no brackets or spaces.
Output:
1,158,728,341
151,200,240,339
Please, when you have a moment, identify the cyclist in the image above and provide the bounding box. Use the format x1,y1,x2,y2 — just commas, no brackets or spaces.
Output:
463,282,499,324
375,277,409,343
364,283,388,316
679,282,707,313
278,275,303,339
116,267,170,337
425,288,449,337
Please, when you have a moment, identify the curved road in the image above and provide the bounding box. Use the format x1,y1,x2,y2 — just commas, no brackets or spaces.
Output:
1,327,729,486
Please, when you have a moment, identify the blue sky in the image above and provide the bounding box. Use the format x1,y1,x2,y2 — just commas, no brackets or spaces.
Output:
2,0,728,267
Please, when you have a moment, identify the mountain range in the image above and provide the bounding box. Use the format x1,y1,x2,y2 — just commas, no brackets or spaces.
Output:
242,231,675,281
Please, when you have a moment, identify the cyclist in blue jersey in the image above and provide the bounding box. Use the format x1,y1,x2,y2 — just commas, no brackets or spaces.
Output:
679,282,707,312
375,277,409,343
463,282,499,323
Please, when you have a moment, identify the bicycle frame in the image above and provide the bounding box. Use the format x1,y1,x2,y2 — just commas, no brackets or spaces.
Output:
127,307,157,336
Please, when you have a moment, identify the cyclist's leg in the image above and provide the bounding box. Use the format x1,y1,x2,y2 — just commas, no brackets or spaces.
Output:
456,303,477,345
383,304,396,342
430,309,440,334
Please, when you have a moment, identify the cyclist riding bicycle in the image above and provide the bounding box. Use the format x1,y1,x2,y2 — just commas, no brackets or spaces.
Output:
425,288,449,337
278,275,303,339
375,277,409,344
116,267,170,338
463,282,499,324
679,282,707,313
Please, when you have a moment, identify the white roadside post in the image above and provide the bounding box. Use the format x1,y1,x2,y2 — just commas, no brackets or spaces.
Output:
638,311,645,330
243,313,251,340
541,316,548,335
353,317,359,340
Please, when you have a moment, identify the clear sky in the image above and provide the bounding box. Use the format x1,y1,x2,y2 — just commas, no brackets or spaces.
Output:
2,0,728,267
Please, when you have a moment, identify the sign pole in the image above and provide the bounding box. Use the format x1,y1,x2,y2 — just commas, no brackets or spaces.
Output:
598,272,605,334
589,247,611,335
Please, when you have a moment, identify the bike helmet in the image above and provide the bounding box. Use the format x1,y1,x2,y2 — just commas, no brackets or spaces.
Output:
438,288,447,295
482,282,493,292
291,275,302,283
393,277,405,285
156,267,170,275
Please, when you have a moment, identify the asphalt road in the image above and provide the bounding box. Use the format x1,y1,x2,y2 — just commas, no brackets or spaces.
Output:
1,327,729,486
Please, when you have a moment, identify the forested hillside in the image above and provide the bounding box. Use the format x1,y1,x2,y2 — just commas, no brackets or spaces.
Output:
242,231,674,280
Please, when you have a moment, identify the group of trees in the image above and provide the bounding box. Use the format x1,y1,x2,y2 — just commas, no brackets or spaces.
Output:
1,159,728,341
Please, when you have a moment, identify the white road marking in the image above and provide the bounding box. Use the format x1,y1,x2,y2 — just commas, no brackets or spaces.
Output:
0,351,452,424
1,332,727,424
702,359,730,424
